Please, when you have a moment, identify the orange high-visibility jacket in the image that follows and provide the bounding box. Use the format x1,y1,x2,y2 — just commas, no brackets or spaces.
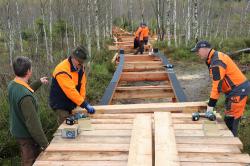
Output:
49,57,87,111
207,49,247,100
135,27,143,41
142,27,149,38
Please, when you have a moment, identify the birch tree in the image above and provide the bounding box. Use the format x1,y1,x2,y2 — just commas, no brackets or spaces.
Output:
40,0,53,63
15,0,23,54
173,0,177,47
166,0,171,46
49,0,53,58
94,0,100,51
6,1,14,65
186,0,191,45
205,0,212,38
193,0,198,42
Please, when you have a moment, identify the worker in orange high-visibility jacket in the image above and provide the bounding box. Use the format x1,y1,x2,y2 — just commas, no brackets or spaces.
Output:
49,46,95,124
141,23,149,45
191,40,250,137
134,23,145,54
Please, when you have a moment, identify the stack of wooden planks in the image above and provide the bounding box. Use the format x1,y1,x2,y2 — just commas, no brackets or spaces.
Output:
34,103,250,165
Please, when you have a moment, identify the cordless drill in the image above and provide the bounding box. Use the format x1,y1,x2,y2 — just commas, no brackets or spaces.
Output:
192,111,216,121
65,112,88,125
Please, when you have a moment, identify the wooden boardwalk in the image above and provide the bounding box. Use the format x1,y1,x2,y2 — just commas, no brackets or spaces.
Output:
34,27,250,165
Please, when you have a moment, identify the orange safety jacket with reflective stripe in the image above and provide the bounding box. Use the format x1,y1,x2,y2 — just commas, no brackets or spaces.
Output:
207,49,247,100
135,27,143,41
49,57,87,111
142,27,149,38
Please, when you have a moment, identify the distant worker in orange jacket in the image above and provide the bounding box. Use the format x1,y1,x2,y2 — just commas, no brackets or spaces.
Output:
134,23,146,54
49,46,95,124
191,40,250,136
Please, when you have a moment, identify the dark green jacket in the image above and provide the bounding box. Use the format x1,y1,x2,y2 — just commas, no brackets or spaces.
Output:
8,79,48,148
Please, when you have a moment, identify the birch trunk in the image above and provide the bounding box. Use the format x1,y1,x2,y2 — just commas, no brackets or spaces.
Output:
15,0,23,54
109,0,113,37
94,0,100,51
139,0,145,23
86,0,92,57
128,0,133,31
49,0,53,58
7,2,13,66
41,2,51,63
33,17,39,56
65,21,69,53
244,1,250,36
173,0,177,47
186,0,191,45
105,1,109,37
214,15,222,38
205,0,212,37
72,15,76,47
166,0,171,46
193,0,198,42
225,7,232,39
156,0,161,40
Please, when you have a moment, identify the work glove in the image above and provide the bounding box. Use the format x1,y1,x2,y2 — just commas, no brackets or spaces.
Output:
81,101,95,114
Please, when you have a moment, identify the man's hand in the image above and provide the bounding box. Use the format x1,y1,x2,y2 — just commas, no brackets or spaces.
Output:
40,77,49,84
81,101,95,114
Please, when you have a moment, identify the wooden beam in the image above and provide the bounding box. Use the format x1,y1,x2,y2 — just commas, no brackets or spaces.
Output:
127,115,152,166
72,102,207,114
120,71,169,82
175,136,243,149
116,85,172,91
177,144,241,153
154,112,180,166
179,153,250,163
34,161,127,166
113,88,175,99
124,55,161,62
46,143,129,152
37,151,128,161
123,63,164,72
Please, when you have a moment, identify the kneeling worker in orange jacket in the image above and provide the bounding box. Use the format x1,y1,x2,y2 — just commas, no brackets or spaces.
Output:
191,41,250,136
49,46,95,124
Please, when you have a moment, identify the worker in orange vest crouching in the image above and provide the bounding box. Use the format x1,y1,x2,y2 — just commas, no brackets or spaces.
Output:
191,40,250,137
49,46,95,125
134,23,147,54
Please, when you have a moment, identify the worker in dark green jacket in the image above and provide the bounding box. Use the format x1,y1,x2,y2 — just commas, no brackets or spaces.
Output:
8,56,49,166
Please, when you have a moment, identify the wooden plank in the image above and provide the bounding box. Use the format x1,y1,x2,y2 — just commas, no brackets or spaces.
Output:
37,151,128,161
180,163,244,166
84,102,207,114
179,153,250,163
113,88,175,99
127,115,152,166
34,160,127,166
175,129,233,137
177,144,241,153
46,143,129,152
52,136,131,144
116,85,172,91
154,112,180,166
120,71,169,82
175,136,243,148
123,64,164,72
124,55,160,62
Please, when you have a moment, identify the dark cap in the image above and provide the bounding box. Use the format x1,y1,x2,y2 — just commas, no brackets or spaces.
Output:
72,45,89,63
191,40,211,52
